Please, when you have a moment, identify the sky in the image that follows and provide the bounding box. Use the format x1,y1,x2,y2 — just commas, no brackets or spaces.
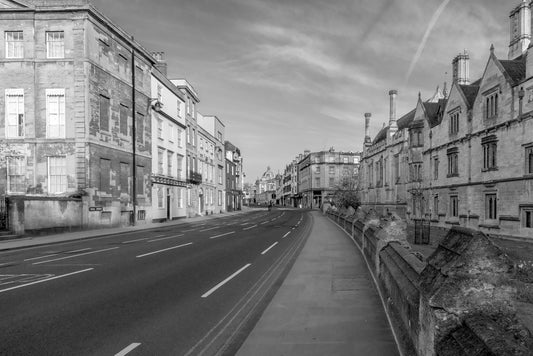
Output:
91,0,510,183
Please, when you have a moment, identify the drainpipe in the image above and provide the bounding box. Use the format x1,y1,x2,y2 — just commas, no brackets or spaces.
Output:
131,37,137,226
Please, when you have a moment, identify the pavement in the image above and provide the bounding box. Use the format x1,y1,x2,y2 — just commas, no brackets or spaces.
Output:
237,211,399,356
0,208,400,355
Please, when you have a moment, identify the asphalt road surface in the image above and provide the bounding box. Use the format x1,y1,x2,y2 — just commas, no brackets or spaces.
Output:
0,209,310,355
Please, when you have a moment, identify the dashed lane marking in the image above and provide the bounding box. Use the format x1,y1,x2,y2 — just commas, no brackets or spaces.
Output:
122,238,149,244
115,343,141,356
200,226,220,232
24,254,60,261
209,231,235,239
147,234,184,242
201,264,252,298
33,247,119,265
0,268,94,294
67,248,92,254
261,242,279,255
136,243,193,258
243,225,257,231
282,231,291,239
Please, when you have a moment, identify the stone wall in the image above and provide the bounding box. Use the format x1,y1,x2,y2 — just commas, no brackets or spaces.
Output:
326,210,533,356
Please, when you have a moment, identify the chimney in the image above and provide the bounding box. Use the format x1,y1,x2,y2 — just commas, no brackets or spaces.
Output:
389,90,398,130
304,150,311,157
364,113,371,143
452,50,470,85
508,0,531,60
152,52,168,76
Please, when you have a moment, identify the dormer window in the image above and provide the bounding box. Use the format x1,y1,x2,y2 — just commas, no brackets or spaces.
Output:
449,112,459,135
410,129,423,147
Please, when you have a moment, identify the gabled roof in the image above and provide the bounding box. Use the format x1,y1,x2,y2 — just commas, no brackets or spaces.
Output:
458,79,480,109
424,100,447,128
498,58,525,85
372,109,416,144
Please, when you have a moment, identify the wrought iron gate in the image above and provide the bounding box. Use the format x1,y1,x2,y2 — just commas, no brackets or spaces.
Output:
414,218,430,244
0,196,8,231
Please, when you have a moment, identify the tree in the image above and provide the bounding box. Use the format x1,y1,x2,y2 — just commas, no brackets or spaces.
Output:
332,174,360,210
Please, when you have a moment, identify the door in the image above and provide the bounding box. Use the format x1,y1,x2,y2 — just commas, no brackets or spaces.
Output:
0,196,7,230
167,189,171,220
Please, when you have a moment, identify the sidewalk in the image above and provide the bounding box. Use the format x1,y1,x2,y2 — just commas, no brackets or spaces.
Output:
0,208,260,252
237,211,400,356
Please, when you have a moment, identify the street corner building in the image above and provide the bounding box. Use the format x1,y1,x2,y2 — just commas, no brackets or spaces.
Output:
359,0,533,239
0,0,241,235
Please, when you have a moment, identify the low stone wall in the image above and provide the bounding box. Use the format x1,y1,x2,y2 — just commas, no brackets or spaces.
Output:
326,210,533,356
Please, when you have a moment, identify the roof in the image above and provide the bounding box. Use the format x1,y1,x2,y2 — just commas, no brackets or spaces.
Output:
372,109,416,144
458,81,480,109
498,59,525,85
424,99,447,128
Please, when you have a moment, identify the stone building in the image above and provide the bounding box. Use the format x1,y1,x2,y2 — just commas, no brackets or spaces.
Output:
172,79,201,217
150,57,187,222
224,140,242,211
197,115,216,215
359,0,533,239
254,166,277,205
298,148,361,209
198,114,226,214
0,0,155,234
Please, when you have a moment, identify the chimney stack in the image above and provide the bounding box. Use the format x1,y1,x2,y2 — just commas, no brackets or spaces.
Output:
508,0,531,60
152,51,168,76
452,50,470,85
389,90,398,130
364,113,371,143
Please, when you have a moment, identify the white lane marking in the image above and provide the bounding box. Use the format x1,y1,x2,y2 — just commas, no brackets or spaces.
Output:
200,226,219,232
0,268,94,294
115,343,141,356
68,248,92,254
136,242,193,258
209,231,235,239
24,253,60,261
33,247,119,265
260,221,269,225
147,234,184,242
243,225,257,231
182,228,197,232
261,242,279,255
282,231,291,239
240,223,250,226
201,264,252,298
122,238,149,244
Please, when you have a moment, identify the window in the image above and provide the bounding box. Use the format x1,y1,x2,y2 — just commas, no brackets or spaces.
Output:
48,156,67,194
394,155,400,183
120,162,129,194
314,177,320,187
46,31,65,58
177,100,183,118
167,151,173,177
433,157,439,180
157,187,164,208
157,119,163,139
119,104,128,136
433,195,439,217
217,131,223,142
178,128,183,147
46,89,66,138
343,157,348,164
485,193,497,220
5,88,24,138
99,158,111,193
525,144,533,175
522,207,533,228
157,148,164,175
450,195,458,218
354,156,360,164
7,156,25,193
168,124,174,142
177,188,183,208
411,129,423,147
218,166,223,184
192,129,196,146
218,190,222,206
411,163,422,182
447,148,459,177
329,177,335,187
329,166,335,174
99,95,110,132
485,92,498,119
136,112,144,142
315,166,320,174
314,157,320,164
186,126,191,144
449,112,459,135
136,165,144,196
177,155,183,180
482,136,498,171
328,155,335,163
5,31,23,58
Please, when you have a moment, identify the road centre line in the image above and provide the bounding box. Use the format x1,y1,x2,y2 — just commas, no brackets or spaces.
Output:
115,343,141,356
147,234,184,242
209,231,235,239
200,226,219,232
282,231,291,238
33,247,119,265
0,268,94,294
201,263,252,298
261,242,279,255
136,242,193,258
182,228,197,232
68,248,92,254
243,225,257,231
260,221,269,225
24,253,59,261
122,238,149,244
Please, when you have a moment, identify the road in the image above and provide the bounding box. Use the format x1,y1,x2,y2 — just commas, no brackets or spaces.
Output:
0,209,310,355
